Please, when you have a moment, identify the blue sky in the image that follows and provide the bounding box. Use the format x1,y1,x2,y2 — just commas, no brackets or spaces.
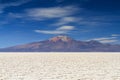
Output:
0,0,120,48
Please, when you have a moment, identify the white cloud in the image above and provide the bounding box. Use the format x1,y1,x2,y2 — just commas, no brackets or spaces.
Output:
25,6,78,20
0,0,31,13
52,17,80,26
99,40,118,43
8,13,23,18
34,26,75,34
111,34,120,37
2,6,80,26
93,37,115,41
6,6,88,27
88,34,120,43
57,26,75,30
90,37,118,43
6,6,79,21
35,30,67,34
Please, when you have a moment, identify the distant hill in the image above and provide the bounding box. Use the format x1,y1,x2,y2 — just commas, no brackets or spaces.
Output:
0,35,120,52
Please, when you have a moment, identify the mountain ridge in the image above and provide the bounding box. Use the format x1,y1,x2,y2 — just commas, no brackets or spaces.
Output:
0,35,120,52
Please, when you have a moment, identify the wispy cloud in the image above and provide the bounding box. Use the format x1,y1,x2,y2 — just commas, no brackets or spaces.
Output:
52,17,80,26
89,37,118,43
111,34,120,37
99,40,118,43
6,5,115,27
0,0,31,13
8,13,23,18
35,30,68,34
52,15,113,27
35,26,75,34
57,26,75,30
7,6,81,26
25,6,78,20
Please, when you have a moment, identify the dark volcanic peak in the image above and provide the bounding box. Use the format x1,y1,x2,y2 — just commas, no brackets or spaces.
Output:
49,35,74,42
0,35,120,52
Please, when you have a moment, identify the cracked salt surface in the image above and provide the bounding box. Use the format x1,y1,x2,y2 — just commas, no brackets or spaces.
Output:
0,53,120,80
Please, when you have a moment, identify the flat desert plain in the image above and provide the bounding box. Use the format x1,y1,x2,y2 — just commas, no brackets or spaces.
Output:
0,53,120,80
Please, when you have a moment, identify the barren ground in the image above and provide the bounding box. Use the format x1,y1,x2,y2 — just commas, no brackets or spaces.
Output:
0,53,120,80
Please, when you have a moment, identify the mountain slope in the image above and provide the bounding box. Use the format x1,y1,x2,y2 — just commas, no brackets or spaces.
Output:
0,35,120,52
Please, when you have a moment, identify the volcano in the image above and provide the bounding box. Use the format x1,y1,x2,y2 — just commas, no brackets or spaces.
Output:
0,35,120,52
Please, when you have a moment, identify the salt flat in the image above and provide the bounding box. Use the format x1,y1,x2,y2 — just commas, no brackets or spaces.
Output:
0,53,120,80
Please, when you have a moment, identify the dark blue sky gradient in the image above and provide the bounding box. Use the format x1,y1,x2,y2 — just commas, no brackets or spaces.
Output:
0,0,120,48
